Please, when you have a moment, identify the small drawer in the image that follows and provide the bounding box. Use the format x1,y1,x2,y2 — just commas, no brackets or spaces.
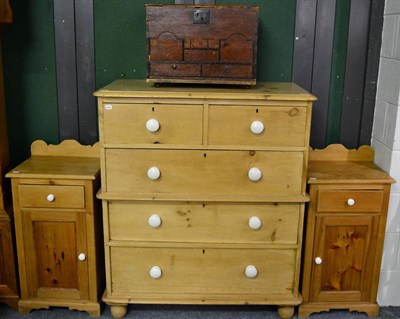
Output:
108,201,301,244
317,190,383,213
105,149,304,197
18,185,85,209
110,246,296,296
202,64,253,78
102,103,203,145
149,63,201,77
208,105,308,147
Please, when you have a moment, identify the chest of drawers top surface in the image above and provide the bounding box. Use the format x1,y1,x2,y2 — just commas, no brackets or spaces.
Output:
94,79,317,101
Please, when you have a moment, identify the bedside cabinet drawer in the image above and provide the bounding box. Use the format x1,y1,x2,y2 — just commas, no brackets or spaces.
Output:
105,149,304,197
101,103,203,145
208,105,307,147
108,201,301,244
18,185,85,209
110,246,296,296
317,190,384,213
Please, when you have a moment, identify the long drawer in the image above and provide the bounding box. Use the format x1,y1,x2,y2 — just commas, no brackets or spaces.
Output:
107,201,301,244
109,246,296,296
104,149,304,196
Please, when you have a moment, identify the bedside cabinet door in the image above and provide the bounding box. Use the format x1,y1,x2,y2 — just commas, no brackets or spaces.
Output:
310,215,379,302
22,210,89,300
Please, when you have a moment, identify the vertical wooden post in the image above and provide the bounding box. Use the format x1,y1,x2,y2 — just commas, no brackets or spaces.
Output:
54,0,96,144
75,0,97,145
340,0,372,148
54,0,79,140
310,0,337,148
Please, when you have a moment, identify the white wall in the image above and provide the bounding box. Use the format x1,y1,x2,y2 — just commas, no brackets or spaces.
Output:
373,0,400,306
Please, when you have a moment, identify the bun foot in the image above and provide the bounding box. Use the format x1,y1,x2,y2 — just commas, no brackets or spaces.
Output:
110,305,128,319
278,306,295,319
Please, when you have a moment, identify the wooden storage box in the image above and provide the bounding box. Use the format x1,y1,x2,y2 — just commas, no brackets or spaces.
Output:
146,4,259,85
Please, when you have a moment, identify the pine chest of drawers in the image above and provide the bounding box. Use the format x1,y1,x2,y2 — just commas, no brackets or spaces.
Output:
95,80,316,319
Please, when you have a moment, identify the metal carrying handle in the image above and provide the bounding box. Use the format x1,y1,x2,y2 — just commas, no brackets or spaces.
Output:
175,1,216,4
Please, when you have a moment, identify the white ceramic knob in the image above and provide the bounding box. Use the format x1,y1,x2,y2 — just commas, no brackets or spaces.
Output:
146,119,160,133
347,198,355,206
147,167,161,180
315,257,322,265
47,194,55,202
248,216,262,230
248,167,262,182
149,266,162,279
78,253,86,261
250,120,265,135
245,265,258,278
148,214,162,228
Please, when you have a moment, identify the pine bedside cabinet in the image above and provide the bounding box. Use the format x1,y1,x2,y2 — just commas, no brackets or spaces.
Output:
6,140,104,316
299,144,395,318
0,1,19,308
95,80,316,319
0,88,19,310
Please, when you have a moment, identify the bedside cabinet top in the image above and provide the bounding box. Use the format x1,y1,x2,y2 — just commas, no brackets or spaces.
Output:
6,140,100,180
307,144,395,185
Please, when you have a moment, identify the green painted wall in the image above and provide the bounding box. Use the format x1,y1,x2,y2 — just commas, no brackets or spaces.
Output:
2,0,320,167
3,0,58,167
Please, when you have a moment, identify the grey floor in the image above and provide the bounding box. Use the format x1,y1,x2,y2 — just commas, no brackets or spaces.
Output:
1,304,400,319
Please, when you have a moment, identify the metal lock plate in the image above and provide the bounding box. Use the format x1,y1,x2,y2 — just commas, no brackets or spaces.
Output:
193,9,210,24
